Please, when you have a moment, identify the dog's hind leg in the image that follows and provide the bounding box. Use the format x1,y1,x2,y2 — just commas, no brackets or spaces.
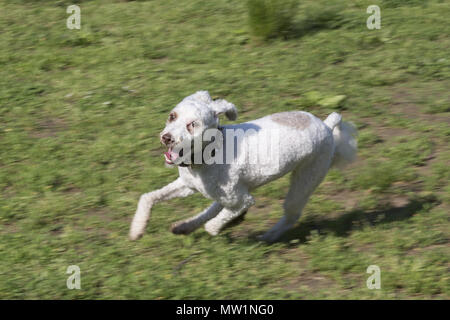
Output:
129,177,195,240
260,156,331,243
171,202,223,235
204,192,255,236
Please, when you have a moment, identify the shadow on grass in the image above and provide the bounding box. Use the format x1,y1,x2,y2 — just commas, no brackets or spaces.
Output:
249,3,348,41
287,14,344,40
247,196,438,244
274,6,349,41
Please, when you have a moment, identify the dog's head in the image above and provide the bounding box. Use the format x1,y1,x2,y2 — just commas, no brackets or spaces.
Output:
160,91,237,166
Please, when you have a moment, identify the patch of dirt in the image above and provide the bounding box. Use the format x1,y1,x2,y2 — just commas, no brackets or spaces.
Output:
284,270,338,293
391,86,449,124
322,188,360,212
1,185,16,199
352,242,374,254
406,243,449,257
1,223,19,235
413,142,447,180
87,208,114,223
75,211,115,239
275,249,341,293
31,117,66,138
50,225,64,236
360,116,413,141
62,185,82,194
152,56,169,64
389,195,410,208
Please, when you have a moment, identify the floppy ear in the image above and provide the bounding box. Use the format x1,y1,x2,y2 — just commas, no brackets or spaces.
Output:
188,90,213,104
210,99,238,121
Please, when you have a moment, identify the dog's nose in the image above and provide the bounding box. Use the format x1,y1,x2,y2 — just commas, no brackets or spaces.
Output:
161,133,173,145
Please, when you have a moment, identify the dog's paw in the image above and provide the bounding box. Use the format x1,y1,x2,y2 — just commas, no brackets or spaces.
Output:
170,221,193,235
204,221,220,236
129,228,144,241
257,232,278,243
129,219,147,240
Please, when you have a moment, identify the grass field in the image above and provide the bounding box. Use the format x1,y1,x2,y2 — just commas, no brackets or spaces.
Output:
0,0,449,299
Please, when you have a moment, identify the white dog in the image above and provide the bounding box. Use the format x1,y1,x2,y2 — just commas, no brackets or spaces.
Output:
129,91,357,242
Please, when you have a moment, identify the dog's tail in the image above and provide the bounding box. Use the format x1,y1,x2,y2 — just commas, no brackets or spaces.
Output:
324,112,358,169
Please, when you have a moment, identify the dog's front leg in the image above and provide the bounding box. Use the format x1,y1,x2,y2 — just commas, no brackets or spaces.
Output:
129,177,195,240
171,202,223,235
204,193,255,236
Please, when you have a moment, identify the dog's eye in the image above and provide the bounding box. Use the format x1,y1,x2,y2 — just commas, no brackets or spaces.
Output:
168,112,177,122
186,121,196,133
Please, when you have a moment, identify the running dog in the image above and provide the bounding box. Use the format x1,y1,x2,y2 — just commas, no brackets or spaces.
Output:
129,91,357,242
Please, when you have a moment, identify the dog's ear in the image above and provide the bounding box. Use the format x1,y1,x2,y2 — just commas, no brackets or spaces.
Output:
189,91,213,104
210,99,238,121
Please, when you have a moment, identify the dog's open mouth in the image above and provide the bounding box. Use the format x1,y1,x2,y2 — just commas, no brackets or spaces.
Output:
164,147,184,165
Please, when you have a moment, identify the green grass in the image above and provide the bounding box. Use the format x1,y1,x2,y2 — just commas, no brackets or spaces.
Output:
0,0,449,299
247,0,299,39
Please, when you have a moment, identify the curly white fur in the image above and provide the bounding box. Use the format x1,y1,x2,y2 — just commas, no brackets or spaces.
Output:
130,91,357,242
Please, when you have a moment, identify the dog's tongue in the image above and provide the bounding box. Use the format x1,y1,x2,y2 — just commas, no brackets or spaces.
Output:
164,148,179,163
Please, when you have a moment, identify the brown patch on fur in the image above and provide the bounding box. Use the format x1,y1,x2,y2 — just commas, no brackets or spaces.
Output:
271,112,311,130
168,111,177,123
186,121,195,134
